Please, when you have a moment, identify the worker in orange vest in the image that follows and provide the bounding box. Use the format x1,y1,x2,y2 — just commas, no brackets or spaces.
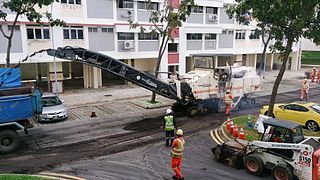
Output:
300,78,310,101
224,89,234,116
171,129,185,180
311,67,316,82
317,68,320,83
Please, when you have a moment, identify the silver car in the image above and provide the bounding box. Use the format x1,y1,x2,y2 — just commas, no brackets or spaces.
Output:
39,93,68,122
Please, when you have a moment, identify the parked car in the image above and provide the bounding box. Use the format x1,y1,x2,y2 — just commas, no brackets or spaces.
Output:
260,102,320,131
39,93,68,122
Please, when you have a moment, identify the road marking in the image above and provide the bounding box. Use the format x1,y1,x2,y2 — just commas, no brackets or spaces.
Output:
214,129,225,144
210,130,221,145
220,124,231,141
39,172,86,180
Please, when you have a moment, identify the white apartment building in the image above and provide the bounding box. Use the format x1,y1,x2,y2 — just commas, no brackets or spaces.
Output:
0,0,301,92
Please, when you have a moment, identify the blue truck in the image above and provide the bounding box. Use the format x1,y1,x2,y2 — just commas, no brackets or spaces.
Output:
0,68,42,154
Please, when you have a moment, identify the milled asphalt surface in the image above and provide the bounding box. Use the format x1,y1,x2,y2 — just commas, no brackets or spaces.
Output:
33,68,316,180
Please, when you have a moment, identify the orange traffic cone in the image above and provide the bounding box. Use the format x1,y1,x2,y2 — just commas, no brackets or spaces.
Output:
239,127,246,140
230,122,234,134
90,109,97,118
226,118,231,131
232,124,239,138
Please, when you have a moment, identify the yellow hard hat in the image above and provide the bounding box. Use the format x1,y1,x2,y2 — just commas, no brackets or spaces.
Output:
176,129,183,136
304,78,308,81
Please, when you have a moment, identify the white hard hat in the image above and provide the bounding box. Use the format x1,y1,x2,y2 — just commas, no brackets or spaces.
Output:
304,78,308,82
226,89,231,93
176,129,183,136
166,108,172,115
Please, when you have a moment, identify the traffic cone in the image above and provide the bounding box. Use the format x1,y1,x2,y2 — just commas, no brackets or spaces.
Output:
232,124,239,138
239,127,246,140
226,118,231,131
229,122,234,134
90,109,97,118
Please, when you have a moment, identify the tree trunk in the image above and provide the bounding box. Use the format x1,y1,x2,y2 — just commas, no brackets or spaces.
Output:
267,39,293,117
150,34,170,102
258,44,268,76
6,38,13,68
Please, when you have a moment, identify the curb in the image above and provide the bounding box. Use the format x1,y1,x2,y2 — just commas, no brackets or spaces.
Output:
210,115,255,145
37,172,86,180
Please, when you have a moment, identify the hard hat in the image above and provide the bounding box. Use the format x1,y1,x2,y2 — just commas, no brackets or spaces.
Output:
166,108,172,115
176,129,183,136
314,67,316,69
226,89,231,93
304,78,308,81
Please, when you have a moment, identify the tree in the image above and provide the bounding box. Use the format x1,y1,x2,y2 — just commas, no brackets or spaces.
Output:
230,0,320,117
0,0,64,67
130,0,195,102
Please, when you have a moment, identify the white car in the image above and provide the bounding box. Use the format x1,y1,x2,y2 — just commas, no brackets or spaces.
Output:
39,93,68,122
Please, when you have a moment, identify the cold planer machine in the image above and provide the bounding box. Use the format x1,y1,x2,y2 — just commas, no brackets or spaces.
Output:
26,46,260,115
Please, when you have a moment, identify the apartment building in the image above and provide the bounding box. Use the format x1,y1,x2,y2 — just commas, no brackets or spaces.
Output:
0,0,301,92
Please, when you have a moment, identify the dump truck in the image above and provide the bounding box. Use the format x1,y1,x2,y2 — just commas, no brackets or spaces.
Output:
25,46,260,115
212,118,320,180
0,68,42,154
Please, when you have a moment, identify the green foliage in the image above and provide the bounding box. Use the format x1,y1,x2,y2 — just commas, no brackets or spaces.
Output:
230,0,320,51
0,0,65,27
130,0,195,40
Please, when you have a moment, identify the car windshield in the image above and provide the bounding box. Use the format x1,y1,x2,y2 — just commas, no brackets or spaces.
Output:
41,96,62,107
310,104,320,114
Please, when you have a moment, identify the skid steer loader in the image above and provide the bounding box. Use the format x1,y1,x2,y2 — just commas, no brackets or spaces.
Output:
212,118,320,180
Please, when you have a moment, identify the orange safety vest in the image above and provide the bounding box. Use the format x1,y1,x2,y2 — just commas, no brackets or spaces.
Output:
224,94,234,105
171,137,185,158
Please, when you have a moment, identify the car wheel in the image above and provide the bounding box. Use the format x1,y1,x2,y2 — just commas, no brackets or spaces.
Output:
306,120,319,132
0,130,21,154
244,154,264,176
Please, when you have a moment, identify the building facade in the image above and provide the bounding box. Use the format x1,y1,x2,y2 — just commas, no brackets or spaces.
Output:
0,0,301,92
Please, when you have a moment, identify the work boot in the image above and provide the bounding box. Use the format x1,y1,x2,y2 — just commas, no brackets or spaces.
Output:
172,175,178,180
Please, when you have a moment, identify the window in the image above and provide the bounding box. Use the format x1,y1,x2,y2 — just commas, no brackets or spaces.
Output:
26,26,50,40
88,27,98,32
138,33,158,40
187,33,202,40
191,6,203,13
168,43,178,52
118,32,134,40
235,30,245,39
63,26,83,40
228,30,234,34
61,0,81,5
206,7,218,14
205,34,216,40
101,27,114,32
168,65,179,78
118,0,133,9
222,30,227,34
249,30,260,39
138,1,158,10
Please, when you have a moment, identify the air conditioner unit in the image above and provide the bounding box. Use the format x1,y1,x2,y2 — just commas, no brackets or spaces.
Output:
208,14,218,22
123,41,134,49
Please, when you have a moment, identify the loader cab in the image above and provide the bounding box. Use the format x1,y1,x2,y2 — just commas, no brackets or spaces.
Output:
261,118,304,144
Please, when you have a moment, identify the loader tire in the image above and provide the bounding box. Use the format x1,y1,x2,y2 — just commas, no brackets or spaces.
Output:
213,145,223,162
0,130,21,154
244,154,263,176
272,165,293,180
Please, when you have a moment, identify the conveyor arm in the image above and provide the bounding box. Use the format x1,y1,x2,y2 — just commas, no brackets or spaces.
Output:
45,46,180,101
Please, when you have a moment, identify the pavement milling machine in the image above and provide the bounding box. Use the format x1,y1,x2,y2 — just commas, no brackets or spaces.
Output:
25,46,261,115
212,118,320,180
